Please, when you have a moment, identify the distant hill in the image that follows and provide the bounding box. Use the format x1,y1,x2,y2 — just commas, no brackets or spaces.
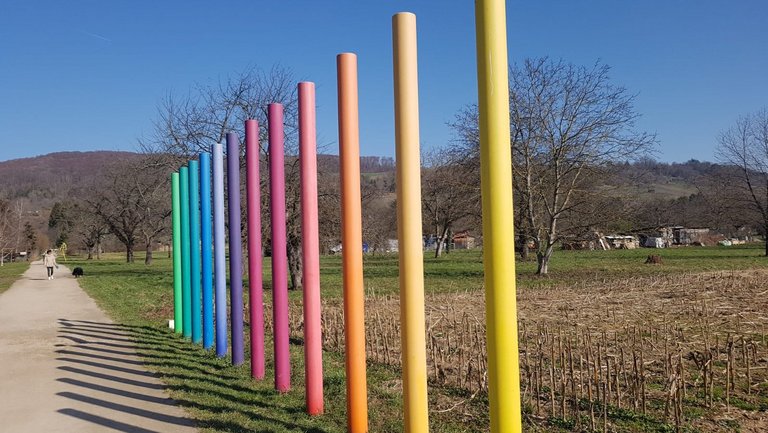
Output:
0,151,142,206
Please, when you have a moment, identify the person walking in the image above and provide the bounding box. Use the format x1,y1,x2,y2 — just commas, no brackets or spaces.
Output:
43,250,58,280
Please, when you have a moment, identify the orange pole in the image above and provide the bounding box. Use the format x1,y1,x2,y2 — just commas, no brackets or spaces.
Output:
337,52,368,433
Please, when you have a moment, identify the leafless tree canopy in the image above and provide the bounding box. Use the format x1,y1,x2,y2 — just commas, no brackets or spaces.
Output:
141,66,299,159
87,157,171,264
450,57,656,274
142,65,309,287
716,108,768,255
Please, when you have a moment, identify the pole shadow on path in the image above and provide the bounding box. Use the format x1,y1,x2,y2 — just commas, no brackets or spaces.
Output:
55,318,196,433
56,319,330,433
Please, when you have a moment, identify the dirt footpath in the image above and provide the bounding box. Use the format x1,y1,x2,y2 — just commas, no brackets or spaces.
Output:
0,261,197,433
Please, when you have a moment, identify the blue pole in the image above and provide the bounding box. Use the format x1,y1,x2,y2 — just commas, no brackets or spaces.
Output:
212,143,228,357
200,152,214,350
189,159,202,344
227,132,245,366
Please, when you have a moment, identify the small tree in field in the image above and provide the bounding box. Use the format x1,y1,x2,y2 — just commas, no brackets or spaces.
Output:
451,58,655,274
716,108,768,256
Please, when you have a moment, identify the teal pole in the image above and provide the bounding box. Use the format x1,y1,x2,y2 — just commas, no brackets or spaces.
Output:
189,159,202,344
180,166,192,338
171,172,182,334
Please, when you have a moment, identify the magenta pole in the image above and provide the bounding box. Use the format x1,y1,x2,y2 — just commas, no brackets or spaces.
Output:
299,82,324,414
269,103,290,392
245,119,265,380
227,132,245,366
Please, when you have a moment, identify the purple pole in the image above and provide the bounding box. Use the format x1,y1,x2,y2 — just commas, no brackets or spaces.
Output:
269,103,290,392
227,132,245,366
245,119,265,379
212,143,228,357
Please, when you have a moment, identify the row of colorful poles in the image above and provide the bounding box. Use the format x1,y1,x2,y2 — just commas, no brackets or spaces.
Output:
170,88,324,408
170,4,520,433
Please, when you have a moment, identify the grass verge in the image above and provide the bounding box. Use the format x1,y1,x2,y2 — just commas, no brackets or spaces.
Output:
0,261,30,295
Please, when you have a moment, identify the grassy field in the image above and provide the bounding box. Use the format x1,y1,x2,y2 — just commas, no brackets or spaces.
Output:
61,244,768,432
0,261,30,295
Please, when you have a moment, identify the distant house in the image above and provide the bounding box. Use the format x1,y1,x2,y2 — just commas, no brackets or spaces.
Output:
674,227,710,245
452,231,476,249
643,237,666,248
604,235,638,249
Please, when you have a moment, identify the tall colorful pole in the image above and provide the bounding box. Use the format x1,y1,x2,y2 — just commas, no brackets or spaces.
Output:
475,1,522,432
200,152,214,350
212,143,228,357
171,172,182,334
299,81,323,415
189,159,202,345
226,133,245,366
245,119,265,380
268,103,290,393
392,12,428,433
179,166,192,339
337,52,368,433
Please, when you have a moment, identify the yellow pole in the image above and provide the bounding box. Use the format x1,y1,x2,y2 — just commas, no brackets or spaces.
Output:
474,1,522,432
392,12,429,433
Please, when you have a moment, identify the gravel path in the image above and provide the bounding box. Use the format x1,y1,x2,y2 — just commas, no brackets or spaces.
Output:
0,260,197,433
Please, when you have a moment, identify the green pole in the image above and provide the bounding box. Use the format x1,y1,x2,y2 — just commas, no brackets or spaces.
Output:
171,172,182,334
180,166,192,338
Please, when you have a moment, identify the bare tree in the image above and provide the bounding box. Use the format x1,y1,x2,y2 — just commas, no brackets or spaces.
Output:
0,199,21,264
451,58,655,274
421,149,480,257
716,108,768,255
71,204,110,260
88,158,171,263
141,66,307,288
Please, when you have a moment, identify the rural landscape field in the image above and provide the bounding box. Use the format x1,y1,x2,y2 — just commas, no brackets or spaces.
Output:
1,2,767,433
59,245,767,432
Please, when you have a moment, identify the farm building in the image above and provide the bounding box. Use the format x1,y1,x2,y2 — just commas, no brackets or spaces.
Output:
674,227,710,245
452,231,476,249
604,235,638,249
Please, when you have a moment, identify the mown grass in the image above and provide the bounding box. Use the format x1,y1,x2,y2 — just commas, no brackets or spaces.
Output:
66,244,768,432
0,261,30,295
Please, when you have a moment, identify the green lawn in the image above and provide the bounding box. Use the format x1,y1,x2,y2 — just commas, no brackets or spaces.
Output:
0,261,30,295
65,243,768,432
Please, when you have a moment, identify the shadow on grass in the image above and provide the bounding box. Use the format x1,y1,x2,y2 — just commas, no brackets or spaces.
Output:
57,318,333,433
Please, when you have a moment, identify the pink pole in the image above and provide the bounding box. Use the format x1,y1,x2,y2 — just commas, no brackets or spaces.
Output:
299,82,324,415
269,103,290,392
245,119,265,380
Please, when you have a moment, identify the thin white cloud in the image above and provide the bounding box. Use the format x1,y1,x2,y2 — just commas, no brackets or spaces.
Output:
80,30,112,43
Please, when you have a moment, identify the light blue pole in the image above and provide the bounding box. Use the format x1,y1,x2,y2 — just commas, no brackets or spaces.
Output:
200,152,214,350
189,159,202,344
212,143,228,357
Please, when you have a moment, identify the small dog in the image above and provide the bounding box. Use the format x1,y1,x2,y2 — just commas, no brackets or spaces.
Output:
72,267,84,278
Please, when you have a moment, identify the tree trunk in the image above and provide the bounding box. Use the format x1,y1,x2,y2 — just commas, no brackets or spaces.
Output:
435,225,450,258
287,240,302,291
536,252,549,275
145,243,153,265
764,223,768,257
536,244,555,275
86,246,93,260
126,244,134,263
518,232,529,261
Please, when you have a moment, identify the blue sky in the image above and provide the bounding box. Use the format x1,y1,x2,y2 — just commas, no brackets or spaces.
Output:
0,0,766,162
